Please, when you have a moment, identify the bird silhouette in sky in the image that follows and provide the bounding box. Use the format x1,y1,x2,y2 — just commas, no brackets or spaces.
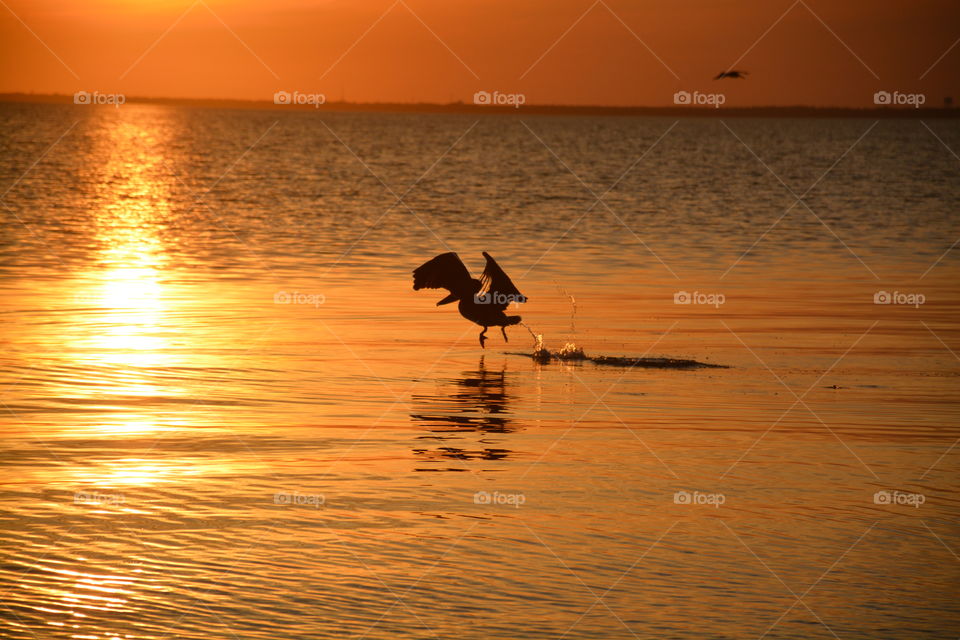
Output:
413,252,527,348
714,70,748,79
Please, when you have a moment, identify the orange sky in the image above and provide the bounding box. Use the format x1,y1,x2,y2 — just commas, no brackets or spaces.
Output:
0,0,956,107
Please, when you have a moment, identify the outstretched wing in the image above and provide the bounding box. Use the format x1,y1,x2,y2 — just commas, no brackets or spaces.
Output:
413,252,474,300
479,251,527,310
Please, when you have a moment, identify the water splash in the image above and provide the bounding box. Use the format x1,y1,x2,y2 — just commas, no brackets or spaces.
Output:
554,281,577,333
556,343,586,360
520,323,551,363
516,328,726,369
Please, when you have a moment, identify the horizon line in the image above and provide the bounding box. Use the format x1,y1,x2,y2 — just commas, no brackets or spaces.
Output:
1,92,956,118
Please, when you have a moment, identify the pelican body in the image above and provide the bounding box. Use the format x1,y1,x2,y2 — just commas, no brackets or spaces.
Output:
413,251,527,348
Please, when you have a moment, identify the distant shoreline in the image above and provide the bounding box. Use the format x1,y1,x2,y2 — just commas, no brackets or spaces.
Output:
2,93,957,118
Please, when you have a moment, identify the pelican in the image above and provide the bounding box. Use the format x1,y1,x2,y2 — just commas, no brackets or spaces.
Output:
714,70,748,79
413,252,527,348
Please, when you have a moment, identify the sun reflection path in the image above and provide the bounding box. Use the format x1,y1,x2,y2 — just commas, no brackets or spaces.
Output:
60,110,185,447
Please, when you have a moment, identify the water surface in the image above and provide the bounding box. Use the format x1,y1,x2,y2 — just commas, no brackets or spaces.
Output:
1,102,959,638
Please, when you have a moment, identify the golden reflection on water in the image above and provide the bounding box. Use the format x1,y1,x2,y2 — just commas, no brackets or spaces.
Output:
31,115,199,626
72,458,190,486
84,116,172,363
67,111,179,433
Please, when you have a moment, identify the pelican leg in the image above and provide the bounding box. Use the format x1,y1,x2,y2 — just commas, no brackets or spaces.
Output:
479,327,488,348
500,326,508,343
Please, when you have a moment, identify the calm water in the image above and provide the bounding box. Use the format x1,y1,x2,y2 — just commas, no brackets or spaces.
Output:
1,102,959,638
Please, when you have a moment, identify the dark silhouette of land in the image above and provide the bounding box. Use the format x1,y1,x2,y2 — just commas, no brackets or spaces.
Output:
413,252,526,348
2,93,956,118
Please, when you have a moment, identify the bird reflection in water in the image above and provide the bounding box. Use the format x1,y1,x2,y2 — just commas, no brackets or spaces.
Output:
410,357,517,468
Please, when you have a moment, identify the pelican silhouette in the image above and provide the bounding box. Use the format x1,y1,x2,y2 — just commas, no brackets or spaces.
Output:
413,252,527,348
714,70,748,79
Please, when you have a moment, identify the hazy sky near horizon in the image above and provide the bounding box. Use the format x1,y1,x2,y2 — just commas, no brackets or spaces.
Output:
1,0,956,107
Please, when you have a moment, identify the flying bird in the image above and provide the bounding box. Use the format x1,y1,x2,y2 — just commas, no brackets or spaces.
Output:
714,70,748,79
413,252,527,348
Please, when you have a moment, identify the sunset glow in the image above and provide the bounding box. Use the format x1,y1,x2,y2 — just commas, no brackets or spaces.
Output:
2,1,959,639
1,0,957,106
